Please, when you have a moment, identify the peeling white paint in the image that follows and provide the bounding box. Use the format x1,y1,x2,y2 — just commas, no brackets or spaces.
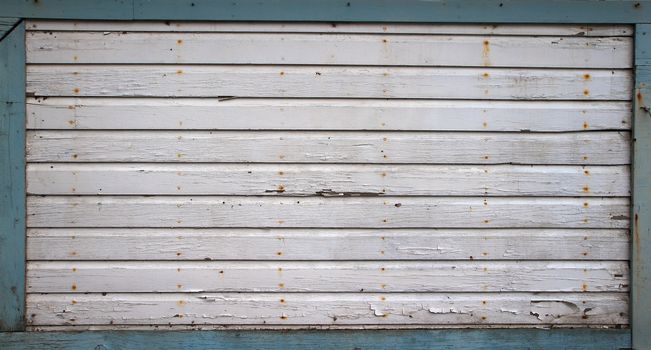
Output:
23,21,631,330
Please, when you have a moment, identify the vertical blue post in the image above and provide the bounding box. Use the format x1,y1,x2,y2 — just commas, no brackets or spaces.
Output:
633,24,651,350
0,20,25,332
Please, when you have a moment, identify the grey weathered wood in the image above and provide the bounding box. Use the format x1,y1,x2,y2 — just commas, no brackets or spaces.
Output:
26,228,629,261
26,164,630,197
26,65,632,100
25,98,632,132
26,261,628,293
26,196,630,229
26,31,633,68
25,131,631,165
26,292,629,326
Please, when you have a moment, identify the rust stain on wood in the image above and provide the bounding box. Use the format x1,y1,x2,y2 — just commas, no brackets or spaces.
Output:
482,40,491,66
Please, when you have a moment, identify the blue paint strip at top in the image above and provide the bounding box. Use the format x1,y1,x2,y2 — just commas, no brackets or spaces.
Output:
134,0,651,23
2,0,651,23
0,0,132,19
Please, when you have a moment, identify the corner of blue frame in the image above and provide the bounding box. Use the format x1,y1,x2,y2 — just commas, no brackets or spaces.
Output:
0,18,20,41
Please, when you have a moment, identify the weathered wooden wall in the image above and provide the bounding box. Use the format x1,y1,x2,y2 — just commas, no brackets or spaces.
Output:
24,21,632,329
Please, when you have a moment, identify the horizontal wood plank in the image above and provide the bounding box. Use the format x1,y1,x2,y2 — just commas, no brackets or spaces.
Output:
26,228,630,261
26,196,630,228
26,261,629,293
25,131,631,165
26,32,633,68
26,65,632,100
26,164,630,197
25,21,634,36
25,98,632,132
26,293,629,326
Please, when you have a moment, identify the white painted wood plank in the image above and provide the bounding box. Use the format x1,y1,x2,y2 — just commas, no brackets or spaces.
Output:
25,131,631,165
26,261,628,293
25,98,632,132
26,32,633,68
26,293,629,326
25,20,634,36
26,65,632,100
26,228,630,261
26,164,631,197
26,196,630,229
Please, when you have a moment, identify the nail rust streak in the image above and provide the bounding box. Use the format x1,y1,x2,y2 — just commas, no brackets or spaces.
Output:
481,40,491,66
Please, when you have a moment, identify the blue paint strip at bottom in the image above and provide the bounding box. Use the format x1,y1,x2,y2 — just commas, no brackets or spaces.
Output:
0,329,631,350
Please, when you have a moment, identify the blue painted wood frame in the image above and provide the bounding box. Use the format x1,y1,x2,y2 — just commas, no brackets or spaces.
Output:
0,329,634,350
0,20,24,333
633,24,651,350
0,0,651,23
0,1,649,349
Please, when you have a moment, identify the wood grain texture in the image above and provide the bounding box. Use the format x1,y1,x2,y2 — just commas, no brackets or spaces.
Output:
26,31,633,68
25,65,632,100
26,261,628,293
25,21,634,36
26,228,630,261
25,131,631,165
26,164,630,197
26,196,630,229
26,293,629,326
25,98,632,132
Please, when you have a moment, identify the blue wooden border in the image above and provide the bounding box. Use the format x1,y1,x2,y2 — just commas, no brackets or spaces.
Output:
0,329,633,350
0,0,648,348
0,20,24,333
633,24,651,350
0,0,650,23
